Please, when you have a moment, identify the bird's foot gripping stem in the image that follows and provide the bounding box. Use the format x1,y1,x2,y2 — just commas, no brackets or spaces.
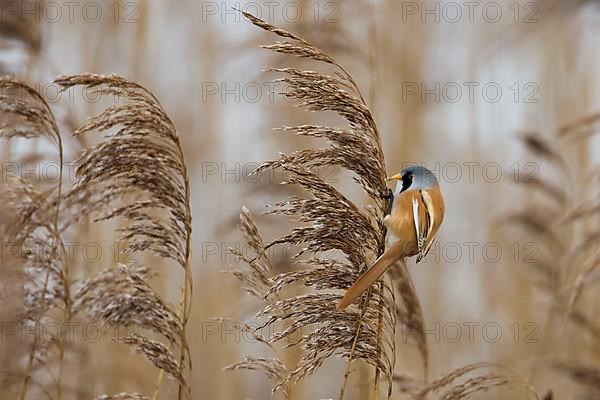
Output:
380,188,394,216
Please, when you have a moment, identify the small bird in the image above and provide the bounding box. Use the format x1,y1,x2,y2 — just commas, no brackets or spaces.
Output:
338,165,445,310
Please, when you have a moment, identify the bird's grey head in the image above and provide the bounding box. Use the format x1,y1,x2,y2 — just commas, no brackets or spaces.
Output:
389,165,439,194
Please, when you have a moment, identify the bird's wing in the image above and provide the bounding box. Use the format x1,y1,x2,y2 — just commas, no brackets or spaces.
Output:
413,194,430,255
412,197,421,244
337,240,407,310
418,190,438,261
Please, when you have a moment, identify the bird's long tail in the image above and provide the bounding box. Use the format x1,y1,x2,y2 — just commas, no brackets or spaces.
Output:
337,241,407,310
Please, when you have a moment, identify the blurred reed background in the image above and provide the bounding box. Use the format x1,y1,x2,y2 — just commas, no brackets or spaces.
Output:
0,0,599,399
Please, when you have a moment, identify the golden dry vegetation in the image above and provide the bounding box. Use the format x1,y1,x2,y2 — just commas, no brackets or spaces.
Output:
0,1,598,399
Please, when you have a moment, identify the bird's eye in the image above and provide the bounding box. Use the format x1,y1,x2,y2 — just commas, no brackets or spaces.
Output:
400,173,413,193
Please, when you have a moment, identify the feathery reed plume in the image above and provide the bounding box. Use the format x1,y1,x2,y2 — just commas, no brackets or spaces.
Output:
503,133,569,295
414,363,540,400
54,74,193,399
227,356,290,398
507,127,598,316
504,116,600,395
73,264,183,344
0,77,68,399
226,208,291,395
229,206,273,299
221,314,293,397
116,334,187,389
227,12,427,398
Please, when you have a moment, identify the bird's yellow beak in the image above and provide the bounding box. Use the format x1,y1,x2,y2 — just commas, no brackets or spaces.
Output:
386,173,402,181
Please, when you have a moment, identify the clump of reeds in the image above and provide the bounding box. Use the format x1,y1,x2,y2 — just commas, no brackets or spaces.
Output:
504,114,600,397
0,74,194,399
227,12,426,399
